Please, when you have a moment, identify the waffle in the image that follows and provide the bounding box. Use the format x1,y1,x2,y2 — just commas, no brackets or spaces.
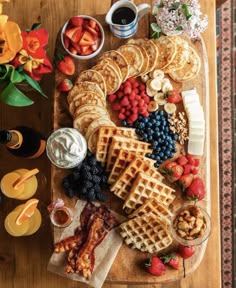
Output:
119,212,172,253
95,126,137,165
123,171,175,212
106,137,152,173
111,157,164,200
108,149,137,185
128,198,173,225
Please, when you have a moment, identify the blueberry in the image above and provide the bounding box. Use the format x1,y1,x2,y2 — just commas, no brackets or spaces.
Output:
122,120,127,126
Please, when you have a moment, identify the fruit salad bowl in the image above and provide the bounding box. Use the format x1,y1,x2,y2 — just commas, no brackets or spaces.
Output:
61,15,105,60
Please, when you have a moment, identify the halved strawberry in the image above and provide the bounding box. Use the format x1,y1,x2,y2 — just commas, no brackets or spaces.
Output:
63,35,70,49
91,38,100,52
81,47,93,56
89,19,97,29
71,41,82,54
79,31,95,46
57,78,73,92
85,25,98,37
69,16,84,27
65,26,82,43
69,46,78,55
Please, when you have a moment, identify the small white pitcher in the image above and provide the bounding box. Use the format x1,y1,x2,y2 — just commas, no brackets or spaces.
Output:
106,0,150,39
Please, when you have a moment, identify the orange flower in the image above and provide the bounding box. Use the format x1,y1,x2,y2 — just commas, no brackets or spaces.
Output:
0,15,22,63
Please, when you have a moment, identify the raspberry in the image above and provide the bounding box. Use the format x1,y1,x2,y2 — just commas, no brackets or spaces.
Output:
138,99,145,107
131,107,138,114
143,111,149,117
139,106,147,114
124,86,132,95
135,95,141,101
132,81,139,88
124,81,132,88
120,108,126,113
118,112,126,120
143,96,150,104
128,77,135,83
134,88,139,94
108,94,116,103
117,91,124,99
121,96,129,106
125,110,131,116
129,113,138,122
139,83,146,91
112,102,121,111
132,100,138,107
119,84,124,91
129,91,136,100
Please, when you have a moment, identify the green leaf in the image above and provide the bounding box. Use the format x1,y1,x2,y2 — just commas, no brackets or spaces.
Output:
31,23,42,31
182,4,192,20
0,82,34,107
151,22,161,33
0,64,24,84
23,73,48,98
176,26,183,31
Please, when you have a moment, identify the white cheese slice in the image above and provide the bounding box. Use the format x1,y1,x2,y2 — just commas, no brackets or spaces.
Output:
188,139,204,156
189,119,205,129
189,134,205,141
189,126,205,135
181,89,198,99
183,95,200,106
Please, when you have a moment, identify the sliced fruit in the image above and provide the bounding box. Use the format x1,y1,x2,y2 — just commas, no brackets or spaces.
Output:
148,100,159,112
15,198,39,226
79,31,95,46
150,78,162,91
149,69,164,80
154,92,167,105
89,19,96,29
14,169,38,200
85,25,98,37
69,16,84,27
164,102,176,114
13,168,39,190
24,208,42,235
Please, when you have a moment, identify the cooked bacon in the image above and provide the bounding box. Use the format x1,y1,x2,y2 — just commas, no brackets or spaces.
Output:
54,231,87,253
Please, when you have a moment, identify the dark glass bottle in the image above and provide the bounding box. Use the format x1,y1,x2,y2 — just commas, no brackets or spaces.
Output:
0,126,46,159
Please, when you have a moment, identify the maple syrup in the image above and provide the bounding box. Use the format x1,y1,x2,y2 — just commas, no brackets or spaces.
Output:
111,7,135,25
50,206,73,228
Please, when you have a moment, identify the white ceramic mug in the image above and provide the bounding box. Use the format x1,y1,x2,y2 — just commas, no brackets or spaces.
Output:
106,0,150,39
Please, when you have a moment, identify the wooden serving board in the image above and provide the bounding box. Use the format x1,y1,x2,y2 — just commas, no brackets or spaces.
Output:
51,14,210,284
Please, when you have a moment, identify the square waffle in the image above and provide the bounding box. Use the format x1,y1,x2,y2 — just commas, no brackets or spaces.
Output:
119,212,173,253
106,136,152,172
111,156,164,200
108,149,146,185
128,198,173,225
123,171,175,212
95,126,137,165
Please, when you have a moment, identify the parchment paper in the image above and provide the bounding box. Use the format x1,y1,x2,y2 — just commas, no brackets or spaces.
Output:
47,200,124,288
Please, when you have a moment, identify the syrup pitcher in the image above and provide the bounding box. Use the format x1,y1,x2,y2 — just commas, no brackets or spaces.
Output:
105,0,150,39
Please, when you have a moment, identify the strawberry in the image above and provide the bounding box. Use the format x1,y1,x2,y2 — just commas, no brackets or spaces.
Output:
161,253,180,270
178,244,195,259
79,31,95,46
186,153,195,165
183,164,193,175
194,158,200,167
186,177,205,201
145,256,166,276
85,25,98,37
57,78,73,92
57,55,75,75
177,173,194,190
166,90,182,104
177,155,188,166
89,19,97,29
63,35,70,49
69,16,84,27
161,162,183,182
65,26,83,43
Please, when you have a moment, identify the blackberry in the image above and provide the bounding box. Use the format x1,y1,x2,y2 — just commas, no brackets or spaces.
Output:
81,169,92,180
81,187,88,195
90,166,99,175
87,189,96,202
100,174,108,184
83,180,93,189
87,156,97,166
62,177,70,189
92,175,101,184
72,170,81,181
73,162,83,171
93,184,101,193
96,192,106,202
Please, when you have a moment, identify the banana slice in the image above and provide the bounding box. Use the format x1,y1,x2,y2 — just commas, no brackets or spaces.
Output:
150,78,162,91
162,81,173,93
148,101,159,112
164,103,177,114
149,69,165,80
146,79,158,97
140,74,150,83
154,92,167,105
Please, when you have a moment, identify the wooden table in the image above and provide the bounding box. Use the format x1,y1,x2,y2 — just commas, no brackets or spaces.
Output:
0,1,221,287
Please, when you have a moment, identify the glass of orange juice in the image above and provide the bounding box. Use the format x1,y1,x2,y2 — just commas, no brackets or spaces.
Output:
4,198,42,237
0,168,46,200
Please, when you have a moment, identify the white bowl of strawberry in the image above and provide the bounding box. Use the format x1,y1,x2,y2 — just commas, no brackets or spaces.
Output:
61,15,105,60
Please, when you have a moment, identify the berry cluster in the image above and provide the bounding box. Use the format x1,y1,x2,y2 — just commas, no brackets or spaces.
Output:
124,110,178,167
108,77,150,124
62,152,108,202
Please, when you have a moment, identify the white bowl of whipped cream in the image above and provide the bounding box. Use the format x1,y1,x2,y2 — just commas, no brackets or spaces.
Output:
46,128,87,169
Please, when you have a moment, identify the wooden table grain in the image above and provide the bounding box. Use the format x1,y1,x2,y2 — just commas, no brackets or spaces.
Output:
0,1,221,288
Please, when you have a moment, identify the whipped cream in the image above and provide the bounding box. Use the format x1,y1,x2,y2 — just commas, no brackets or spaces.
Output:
46,128,87,169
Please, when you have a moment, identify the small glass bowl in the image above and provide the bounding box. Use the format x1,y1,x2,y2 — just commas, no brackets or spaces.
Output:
170,204,211,246
61,15,105,60
49,206,73,228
